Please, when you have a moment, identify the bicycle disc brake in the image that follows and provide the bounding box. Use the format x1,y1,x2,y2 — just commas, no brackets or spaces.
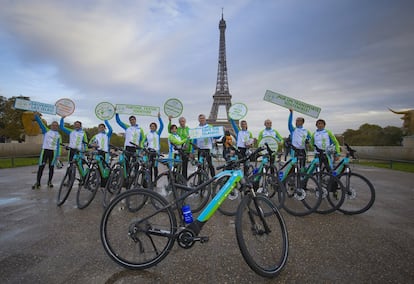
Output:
294,188,306,201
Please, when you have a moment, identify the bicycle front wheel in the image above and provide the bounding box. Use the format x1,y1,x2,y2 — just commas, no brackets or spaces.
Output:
338,172,375,215
186,170,211,212
100,189,177,269
77,167,100,209
131,169,152,190
153,171,187,205
314,172,346,214
103,165,124,208
57,165,76,206
235,194,289,278
283,173,322,216
251,173,285,209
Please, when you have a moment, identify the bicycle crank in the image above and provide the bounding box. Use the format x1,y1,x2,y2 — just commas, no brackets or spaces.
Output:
177,228,209,249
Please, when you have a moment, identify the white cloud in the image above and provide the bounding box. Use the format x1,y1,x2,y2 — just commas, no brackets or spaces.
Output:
0,0,412,138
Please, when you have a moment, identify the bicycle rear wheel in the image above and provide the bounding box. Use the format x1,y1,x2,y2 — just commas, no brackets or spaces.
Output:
57,165,76,206
77,167,100,209
314,172,346,214
235,194,289,278
100,189,177,269
282,173,322,216
338,172,375,215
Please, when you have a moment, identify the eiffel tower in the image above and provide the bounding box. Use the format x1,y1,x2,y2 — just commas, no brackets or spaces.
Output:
207,12,234,131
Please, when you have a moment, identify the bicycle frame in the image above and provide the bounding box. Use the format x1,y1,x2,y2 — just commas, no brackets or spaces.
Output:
277,156,297,181
156,152,256,226
332,156,350,176
70,150,90,179
193,169,242,223
91,151,111,179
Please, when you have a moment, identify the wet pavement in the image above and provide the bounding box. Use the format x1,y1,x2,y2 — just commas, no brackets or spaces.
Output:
0,164,413,283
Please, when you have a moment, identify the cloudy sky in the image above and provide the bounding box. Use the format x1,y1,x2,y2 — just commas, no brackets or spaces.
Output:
0,0,413,138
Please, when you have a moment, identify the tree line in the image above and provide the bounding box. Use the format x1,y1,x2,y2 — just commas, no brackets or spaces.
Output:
0,95,404,146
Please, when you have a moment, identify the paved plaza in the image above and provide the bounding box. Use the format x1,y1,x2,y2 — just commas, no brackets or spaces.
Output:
0,164,413,283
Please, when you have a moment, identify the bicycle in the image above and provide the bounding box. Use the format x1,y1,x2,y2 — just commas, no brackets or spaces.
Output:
103,145,139,208
76,145,114,209
126,142,159,189
277,142,323,216
152,147,188,206
214,144,284,216
100,146,289,278
329,143,376,215
249,143,285,206
186,143,213,211
57,145,90,206
303,145,346,214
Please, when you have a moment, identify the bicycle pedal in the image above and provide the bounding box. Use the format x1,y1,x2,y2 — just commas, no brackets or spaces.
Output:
194,236,209,243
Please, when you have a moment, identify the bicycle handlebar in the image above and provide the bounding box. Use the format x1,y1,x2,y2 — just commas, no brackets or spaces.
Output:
216,145,265,171
344,143,357,159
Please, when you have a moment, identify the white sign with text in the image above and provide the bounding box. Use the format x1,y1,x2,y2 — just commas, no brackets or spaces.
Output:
263,90,321,118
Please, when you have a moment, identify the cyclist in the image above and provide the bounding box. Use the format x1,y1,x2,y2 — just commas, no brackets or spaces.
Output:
288,109,311,167
230,119,254,173
191,114,218,177
59,116,88,161
115,113,145,170
89,121,113,162
218,129,236,161
310,119,341,168
257,119,283,170
32,113,62,189
142,113,164,182
168,115,191,179
168,124,188,158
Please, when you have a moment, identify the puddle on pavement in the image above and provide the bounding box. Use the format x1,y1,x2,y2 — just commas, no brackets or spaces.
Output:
0,197,21,206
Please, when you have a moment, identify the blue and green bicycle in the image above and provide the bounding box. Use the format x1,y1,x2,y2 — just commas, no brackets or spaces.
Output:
100,146,289,278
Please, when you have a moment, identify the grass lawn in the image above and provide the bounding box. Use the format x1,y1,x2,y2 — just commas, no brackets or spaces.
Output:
356,160,414,173
1,156,413,173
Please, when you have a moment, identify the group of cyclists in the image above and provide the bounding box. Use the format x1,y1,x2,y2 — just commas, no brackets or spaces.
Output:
30,107,341,190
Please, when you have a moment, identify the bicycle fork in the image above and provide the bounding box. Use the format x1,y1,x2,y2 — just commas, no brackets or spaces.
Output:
247,188,272,235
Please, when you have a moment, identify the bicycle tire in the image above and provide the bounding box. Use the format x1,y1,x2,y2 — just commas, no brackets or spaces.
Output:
131,169,152,190
57,165,76,206
126,163,139,189
185,170,211,212
100,189,177,269
153,171,187,205
103,165,124,208
77,167,100,209
235,194,289,278
337,172,375,215
314,172,346,214
250,172,285,209
282,172,322,216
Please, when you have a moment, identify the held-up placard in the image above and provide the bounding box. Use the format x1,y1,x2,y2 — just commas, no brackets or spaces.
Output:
14,98,56,115
116,104,160,117
189,126,224,139
263,90,321,118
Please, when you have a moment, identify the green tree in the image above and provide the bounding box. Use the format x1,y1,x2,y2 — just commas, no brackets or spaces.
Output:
343,123,403,146
0,96,28,141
